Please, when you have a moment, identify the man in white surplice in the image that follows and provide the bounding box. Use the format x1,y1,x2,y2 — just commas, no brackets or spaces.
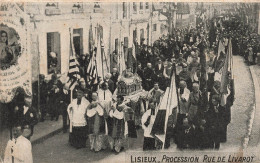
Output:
67,89,89,149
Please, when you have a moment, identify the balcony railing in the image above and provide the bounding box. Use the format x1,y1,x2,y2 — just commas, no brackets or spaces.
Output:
72,8,84,14
93,8,103,13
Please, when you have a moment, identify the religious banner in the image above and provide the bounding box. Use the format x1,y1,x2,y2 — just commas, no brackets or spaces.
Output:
0,3,31,103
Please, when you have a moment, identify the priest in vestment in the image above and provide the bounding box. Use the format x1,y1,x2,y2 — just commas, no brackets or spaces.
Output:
108,95,137,153
97,82,113,115
86,92,107,152
67,89,89,149
97,82,113,136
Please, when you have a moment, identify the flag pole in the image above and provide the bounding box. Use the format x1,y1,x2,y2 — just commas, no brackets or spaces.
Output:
174,62,181,114
100,35,105,80
69,27,75,133
10,126,14,163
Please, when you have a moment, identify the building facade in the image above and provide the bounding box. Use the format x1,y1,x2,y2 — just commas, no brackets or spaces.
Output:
24,2,173,81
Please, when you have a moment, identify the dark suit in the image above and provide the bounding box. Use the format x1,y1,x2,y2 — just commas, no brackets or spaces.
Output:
58,89,70,133
111,72,119,90
32,80,48,121
143,67,155,91
15,105,38,140
205,105,223,150
47,80,63,120
106,79,115,94
154,63,164,88
176,124,196,150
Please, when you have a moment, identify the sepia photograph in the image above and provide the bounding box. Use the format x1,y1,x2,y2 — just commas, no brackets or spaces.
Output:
0,1,260,163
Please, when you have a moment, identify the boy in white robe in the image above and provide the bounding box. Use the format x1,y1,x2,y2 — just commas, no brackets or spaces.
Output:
4,125,33,163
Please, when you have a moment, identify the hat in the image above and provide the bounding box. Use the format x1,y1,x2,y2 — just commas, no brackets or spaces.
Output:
50,52,57,58
182,63,188,68
51,73,58,80
39,74,45,80
76,88,84,95
192,82,199,88
16,87,32,98
147,63,152,66
105,73,112,79
179,80,187,87
212,95,220,102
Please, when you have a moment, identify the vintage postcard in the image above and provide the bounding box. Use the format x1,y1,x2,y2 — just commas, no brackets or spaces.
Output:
0,1,260,163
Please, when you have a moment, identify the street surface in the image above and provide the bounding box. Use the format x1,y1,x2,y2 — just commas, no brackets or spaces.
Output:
32,56,257,163
222,55,255,149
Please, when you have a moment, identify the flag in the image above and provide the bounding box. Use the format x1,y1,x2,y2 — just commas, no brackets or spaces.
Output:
96,34,104,79
126,48,136,71
131,43,137,72
118,42,126,75
132,42,136,60
86,50,98,85
220,39,234,106
214,40,226,81
101,39,109,76
89,24,94,55
65,28,80,90
216,39,225,60
151,70,178,148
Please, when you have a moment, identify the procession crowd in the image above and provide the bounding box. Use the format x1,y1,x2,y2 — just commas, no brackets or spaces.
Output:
3,11,260,163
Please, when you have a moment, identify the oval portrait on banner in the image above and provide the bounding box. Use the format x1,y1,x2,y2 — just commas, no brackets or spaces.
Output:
0,24,22,70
